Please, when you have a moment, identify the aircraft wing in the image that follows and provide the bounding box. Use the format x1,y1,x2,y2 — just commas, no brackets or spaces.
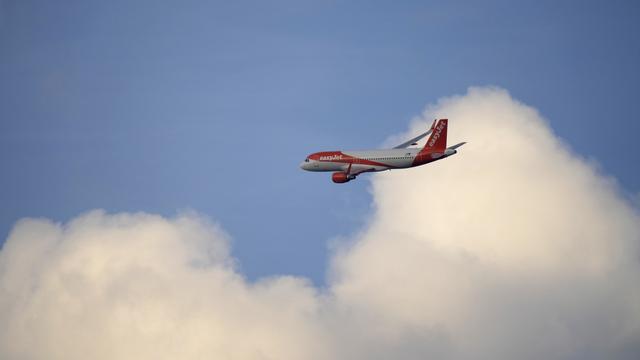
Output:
393,120,436,149
340,163,377,181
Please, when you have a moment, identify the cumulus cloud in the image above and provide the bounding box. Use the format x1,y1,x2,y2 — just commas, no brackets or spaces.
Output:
1,87,639,359
331,87,640,359
0,211,330,360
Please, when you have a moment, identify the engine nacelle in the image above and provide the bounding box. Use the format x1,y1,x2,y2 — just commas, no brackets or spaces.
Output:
331,172,352,183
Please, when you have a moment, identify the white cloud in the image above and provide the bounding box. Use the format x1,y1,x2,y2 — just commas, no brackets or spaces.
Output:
1,87,639,359
0,211,330,360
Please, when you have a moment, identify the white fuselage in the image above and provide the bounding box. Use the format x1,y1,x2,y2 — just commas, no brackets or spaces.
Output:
300,148,454,173
300,118,462,183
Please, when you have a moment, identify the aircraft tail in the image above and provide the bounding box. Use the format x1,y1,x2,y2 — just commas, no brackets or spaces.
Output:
423,119,448,150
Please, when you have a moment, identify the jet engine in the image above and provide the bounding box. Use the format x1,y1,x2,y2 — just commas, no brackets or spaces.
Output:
331,172,353,183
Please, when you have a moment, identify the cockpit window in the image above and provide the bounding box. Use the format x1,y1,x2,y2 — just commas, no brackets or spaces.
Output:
305,158,310,162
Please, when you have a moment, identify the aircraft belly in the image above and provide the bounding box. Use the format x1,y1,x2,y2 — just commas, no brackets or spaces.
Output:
324,162,344,171
384,158,412,169
350,163,382,174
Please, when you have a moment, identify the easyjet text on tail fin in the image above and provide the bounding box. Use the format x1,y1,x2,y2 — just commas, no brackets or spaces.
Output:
424,119,447,150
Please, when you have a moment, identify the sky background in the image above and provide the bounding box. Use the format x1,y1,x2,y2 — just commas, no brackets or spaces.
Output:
1,0,639,285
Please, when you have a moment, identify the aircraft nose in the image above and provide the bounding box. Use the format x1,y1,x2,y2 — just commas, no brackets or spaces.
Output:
299,161,307,170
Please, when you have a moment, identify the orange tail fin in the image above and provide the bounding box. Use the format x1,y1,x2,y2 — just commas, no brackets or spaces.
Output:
424,119,448,150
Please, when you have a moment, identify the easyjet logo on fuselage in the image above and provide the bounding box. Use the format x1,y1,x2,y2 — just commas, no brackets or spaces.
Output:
428,122,446,147
319,154,343,161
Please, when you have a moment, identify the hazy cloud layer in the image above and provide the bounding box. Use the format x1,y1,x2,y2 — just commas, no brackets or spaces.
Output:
1,87,639,359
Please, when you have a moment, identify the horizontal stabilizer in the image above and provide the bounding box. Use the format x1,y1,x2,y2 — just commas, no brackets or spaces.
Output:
447,142,466,150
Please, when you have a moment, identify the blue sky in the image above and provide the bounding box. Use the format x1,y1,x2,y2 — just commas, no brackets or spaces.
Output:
1,0,639,284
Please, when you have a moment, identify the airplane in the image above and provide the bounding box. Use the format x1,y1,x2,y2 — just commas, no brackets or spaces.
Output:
300,118,465,183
